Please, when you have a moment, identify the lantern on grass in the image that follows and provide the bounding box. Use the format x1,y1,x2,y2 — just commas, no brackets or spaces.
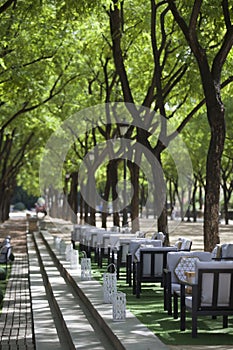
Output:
103,263,117,303
81,251,91,280
112,291,126,322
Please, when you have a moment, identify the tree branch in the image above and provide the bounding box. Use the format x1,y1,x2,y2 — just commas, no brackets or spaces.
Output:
109,1,134,103
222,0,232,30
212,25,233,80
0,0,15,14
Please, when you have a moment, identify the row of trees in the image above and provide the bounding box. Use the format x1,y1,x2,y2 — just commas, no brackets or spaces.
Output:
1,0,233,251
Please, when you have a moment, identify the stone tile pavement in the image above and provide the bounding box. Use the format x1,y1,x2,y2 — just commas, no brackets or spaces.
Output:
0,217,35,350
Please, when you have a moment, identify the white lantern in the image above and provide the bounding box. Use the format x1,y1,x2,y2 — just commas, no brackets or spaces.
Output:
112,291,126,322
81,251,91,280
65,243,72,261
70,249,79,269
54,236,61,250
103,263,117,303
59,239,66,254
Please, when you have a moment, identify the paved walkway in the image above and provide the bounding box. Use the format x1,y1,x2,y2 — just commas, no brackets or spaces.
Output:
0,217,34,349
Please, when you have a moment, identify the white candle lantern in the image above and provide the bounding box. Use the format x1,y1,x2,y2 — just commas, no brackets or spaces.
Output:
112,291,126,322
54,236,61,250
103,263,117,303
81,251,91,280
59,239,66,254
65,243,72,261
70,249,79,269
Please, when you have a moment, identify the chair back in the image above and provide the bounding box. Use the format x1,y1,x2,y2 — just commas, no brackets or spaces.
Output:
167,251,212,283
129,239,162,258
195,261,233,309
151,232,165,243
140,250,163,277
221,243,233,259
139,247,177,278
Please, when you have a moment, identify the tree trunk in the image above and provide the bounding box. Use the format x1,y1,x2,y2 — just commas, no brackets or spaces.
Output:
79,195,84,223
192,178,198,222
204,108,225,251
110,160,120,227
0,185,11,222
128,161,139,233
68,172,78,223
223,184,229,225
158,207,169,245
102,162,112,229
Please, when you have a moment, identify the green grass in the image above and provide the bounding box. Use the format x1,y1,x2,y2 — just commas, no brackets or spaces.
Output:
91,257,233,346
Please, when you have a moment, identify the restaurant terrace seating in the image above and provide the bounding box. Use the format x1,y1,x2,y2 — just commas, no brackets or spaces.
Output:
212,243,233,260
174,260,233,337
174,237,192,251
133,246,177,298
126,239,163,286
163,251,212,316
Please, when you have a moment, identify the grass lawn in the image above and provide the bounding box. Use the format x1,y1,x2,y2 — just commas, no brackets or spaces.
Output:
91,258,233,346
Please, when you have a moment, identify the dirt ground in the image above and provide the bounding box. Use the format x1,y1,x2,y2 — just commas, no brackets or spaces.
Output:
0,216,27,254
139,217,233,251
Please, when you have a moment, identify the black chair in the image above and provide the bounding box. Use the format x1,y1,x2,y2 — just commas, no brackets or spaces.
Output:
163,251,212,316
126,239,163,287
110,244,129,279
174,261,233,337
133,247,177,298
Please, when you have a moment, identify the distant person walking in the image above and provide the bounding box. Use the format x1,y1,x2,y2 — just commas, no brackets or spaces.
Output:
35,197,47,217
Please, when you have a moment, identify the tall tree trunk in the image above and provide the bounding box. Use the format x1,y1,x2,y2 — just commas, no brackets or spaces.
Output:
110,160,120,227
102,162,112,229
204,107,225,250
128,161,139,233
68,172,78,224
223,184,229,225
79,195,84,223
192,177,198,222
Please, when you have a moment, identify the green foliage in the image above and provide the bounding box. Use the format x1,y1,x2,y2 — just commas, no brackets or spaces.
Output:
0,0,233,222
11,186,37,209
0,268,6,281
13,202,26,211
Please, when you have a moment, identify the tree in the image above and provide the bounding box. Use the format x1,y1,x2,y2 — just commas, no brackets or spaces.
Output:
220,98,233,224
106,0,233,249
108,0,193,241
167,0,233,251
0,0,90,221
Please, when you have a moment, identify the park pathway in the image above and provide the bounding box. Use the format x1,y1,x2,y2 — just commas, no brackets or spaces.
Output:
0,216,34,349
